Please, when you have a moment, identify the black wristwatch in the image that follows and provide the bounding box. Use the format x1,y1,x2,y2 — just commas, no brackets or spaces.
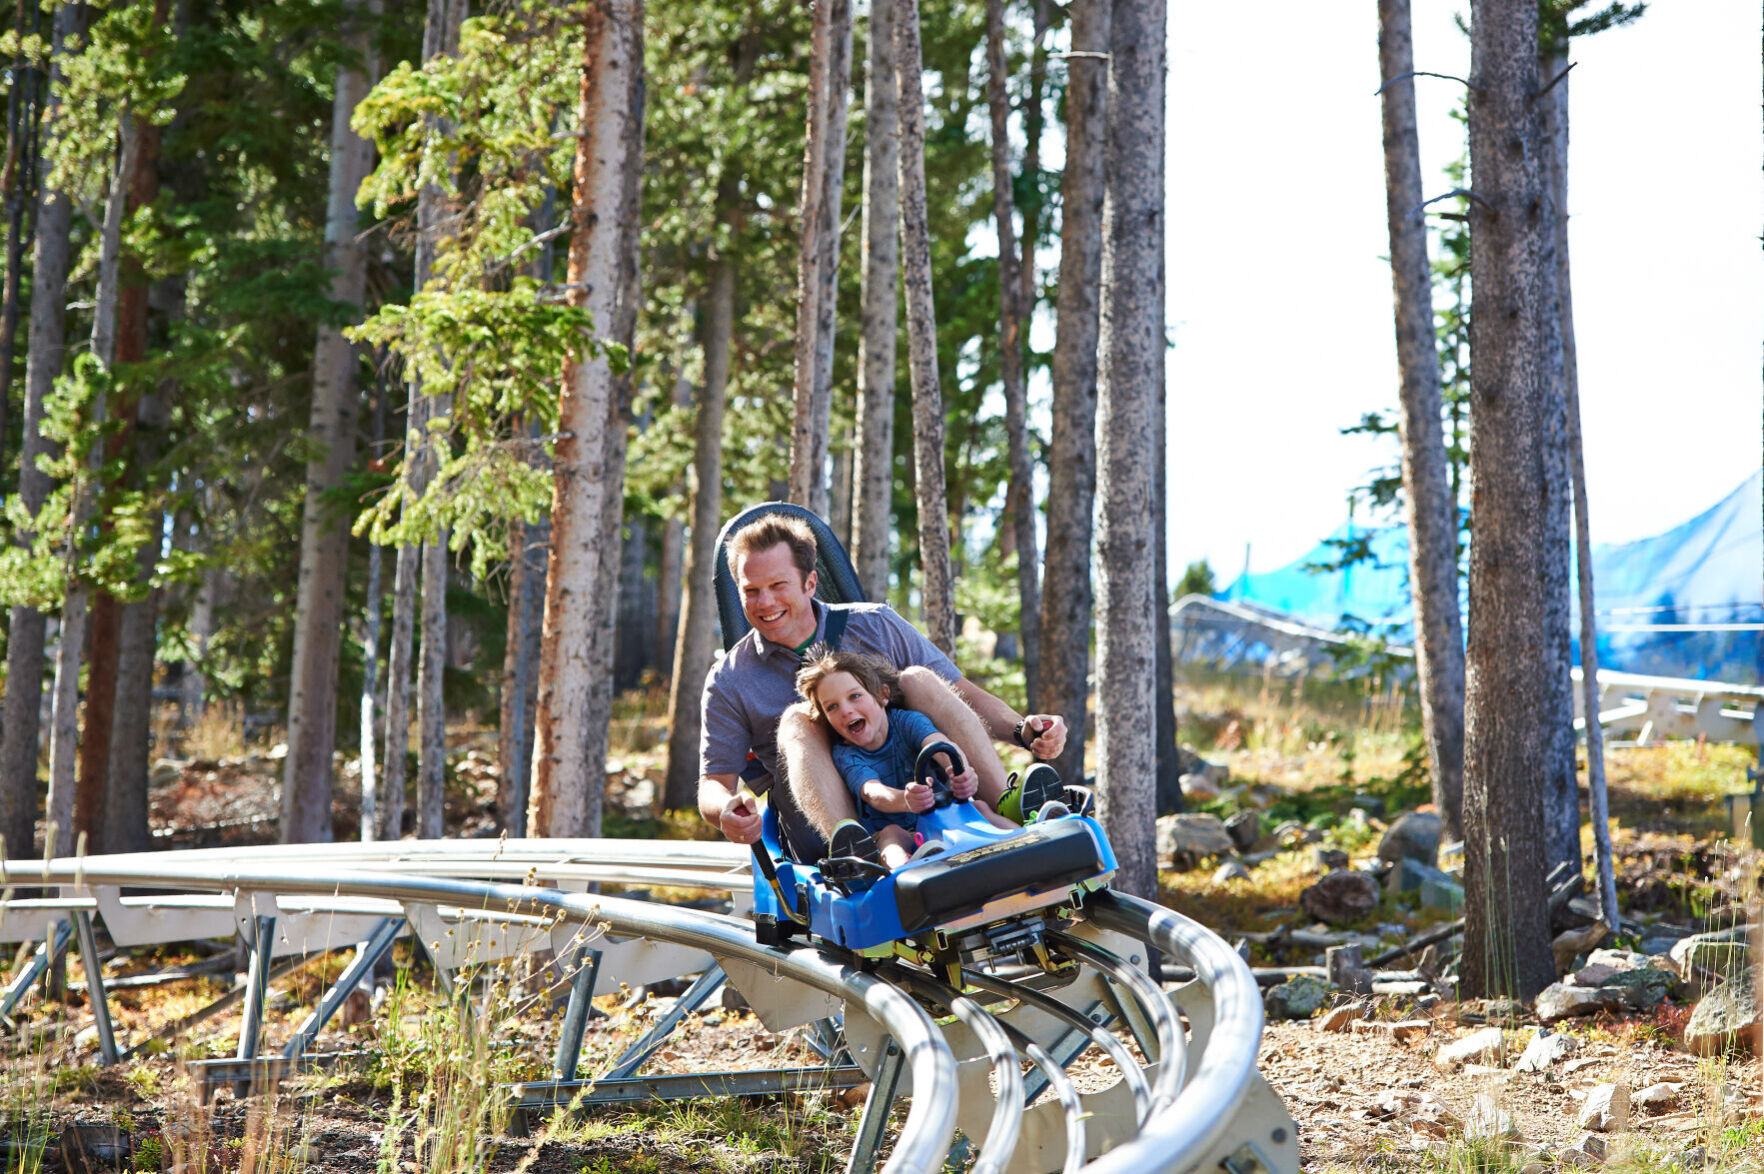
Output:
1014,717,1035,750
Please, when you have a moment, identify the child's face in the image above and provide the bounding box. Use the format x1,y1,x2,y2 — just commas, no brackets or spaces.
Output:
814,670,889,751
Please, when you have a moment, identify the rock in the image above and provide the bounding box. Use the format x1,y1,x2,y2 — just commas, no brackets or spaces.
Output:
1514,1029,1576,1072
1633,1082,1680,1112
1212,861,1250,885
1670,934,1754,985
1313,846,1349,871
1317,1004,1357,1032
1536,982,1620,1023
1387,857,1449,893
1434,1026,1506,1071
618,776,659,815
1577,1083,1630,1132
1377,811,1443,867
1420,871,1465,914
1352,1019,1431,1043
1178,771,1221,801
1682,982,1761,1055
1299,870,1381,926
1553,923,1609,973
1465,1093,1518,1139
1350,793,1386,817
1571,963,1620,988
149,759,184,788
1560,1133,1608,1167
1263,974,1334,1020
1586,948,1649,971
1603,966,1674,1010
1156,813,1236,866
1175,745,1229,788
1272,819,1303,841
1677,1145,1707,1170
1223,810,1259,852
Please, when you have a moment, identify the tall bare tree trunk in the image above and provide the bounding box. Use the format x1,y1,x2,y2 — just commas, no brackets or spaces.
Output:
1036,0,1109,785
894,0,955,654
852,0,899,601
1094,0,1163,900
530,0,645,838
1534,47,1578,880
360,371,386,840
656,362,690,661
1018,0,1051,320
788,0,853,518
381,535,416,838
1541,52,1617,925
0,3,78,861
662,168,740,811
282,0,379,844
985,0,1041,701
1153,240,1180,814
0,0,41,466
1460,0,1559,1001
414,0,467,841
498,508,544,834
47,112,138,858
1379,0,1466,840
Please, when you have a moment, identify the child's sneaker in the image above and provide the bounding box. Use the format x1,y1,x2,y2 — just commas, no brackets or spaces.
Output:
998,764,1064,825
823,820,886,893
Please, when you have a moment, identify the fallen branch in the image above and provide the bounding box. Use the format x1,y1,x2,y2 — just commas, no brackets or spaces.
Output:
1368,918,1465,969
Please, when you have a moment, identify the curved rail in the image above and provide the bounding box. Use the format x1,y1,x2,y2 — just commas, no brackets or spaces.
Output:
0,848,1286,1174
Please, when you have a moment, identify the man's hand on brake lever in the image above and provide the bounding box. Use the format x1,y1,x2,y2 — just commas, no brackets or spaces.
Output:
720,789,762,845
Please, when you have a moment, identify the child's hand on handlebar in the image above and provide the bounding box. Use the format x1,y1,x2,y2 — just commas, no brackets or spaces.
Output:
903,781,935,814
949,767,978,802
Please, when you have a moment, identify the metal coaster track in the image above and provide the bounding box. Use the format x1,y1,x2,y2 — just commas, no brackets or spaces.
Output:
0,842,1296,1174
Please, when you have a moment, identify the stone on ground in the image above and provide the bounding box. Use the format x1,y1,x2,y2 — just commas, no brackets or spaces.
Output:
1156,812,1235,866
1553,923,1609,973
1212,860,1250,885
1299,869,1380,926
1178,771,1221,801
1514,1029,1576,1073
1681,981,1761,1055
1536,982,1621,1023
1433,1025,1506,1071
1577,1083,1629,1132
1464,1093,1518,1139
1223,810,1259,852
1670,932,1754,985
1263,974,1333,1021
1316,1004,1357,1032
1632,1082,1680,1111
1377,810,1443,867
1558,1132,1608,1167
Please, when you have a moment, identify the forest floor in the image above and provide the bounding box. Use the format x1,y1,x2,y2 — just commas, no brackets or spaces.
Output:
3,674,1760,1172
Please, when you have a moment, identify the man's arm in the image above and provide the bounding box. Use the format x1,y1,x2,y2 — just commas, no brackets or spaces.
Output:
950,678,1068,760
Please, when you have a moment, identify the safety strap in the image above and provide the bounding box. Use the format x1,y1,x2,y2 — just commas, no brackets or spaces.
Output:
821,606,850,652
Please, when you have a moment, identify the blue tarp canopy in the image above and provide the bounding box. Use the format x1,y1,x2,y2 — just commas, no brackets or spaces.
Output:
1219,471,1762,683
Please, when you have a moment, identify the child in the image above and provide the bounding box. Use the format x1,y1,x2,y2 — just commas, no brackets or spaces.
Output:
795,647,1017,872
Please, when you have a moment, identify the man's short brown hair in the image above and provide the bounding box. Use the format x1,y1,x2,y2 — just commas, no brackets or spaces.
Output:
729,514,817,582
795,647,900,725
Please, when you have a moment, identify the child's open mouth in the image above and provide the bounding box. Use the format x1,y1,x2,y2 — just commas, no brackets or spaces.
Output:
844,716,867,739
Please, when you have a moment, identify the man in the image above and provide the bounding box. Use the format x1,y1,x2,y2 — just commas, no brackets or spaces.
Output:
697,514,1067,857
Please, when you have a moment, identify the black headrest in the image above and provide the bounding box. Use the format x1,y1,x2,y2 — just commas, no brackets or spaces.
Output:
712,502,869,651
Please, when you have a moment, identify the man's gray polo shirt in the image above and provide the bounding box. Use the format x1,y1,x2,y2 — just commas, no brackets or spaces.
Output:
698,599,960,788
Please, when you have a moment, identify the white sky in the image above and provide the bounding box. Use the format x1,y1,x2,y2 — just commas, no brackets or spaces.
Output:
1162,1,1763,580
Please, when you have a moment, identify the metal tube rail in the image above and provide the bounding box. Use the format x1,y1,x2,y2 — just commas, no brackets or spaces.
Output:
1048,929,1186,1112
0,858,957,1174
1083,891,1267,1174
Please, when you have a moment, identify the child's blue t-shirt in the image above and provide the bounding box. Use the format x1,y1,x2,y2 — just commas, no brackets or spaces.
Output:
830,707,939,833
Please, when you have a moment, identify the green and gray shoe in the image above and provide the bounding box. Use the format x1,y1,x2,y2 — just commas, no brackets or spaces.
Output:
997,764,1064,825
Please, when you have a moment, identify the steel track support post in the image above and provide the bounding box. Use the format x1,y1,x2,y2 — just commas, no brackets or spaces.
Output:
846,1035,904,1174
1,919,73,1024
73,912,119,1065
235,913,276,1094
605,963,726,1081
1100,971,1159,1061
282,917,402,1061
808,1015,845,1062
552,946,601,1082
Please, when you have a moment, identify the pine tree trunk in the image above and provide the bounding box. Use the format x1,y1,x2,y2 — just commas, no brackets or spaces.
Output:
852,0,899,601
498,506,544,835
0,0,41,467
1460,0,1560,1001
1535,47,1578,879
47,110,137,858
381,537,416,838
1378,0,1467,840
829,437,852,551
530,0,645,838
1017,0,1050,320
663,244,734,811
894,0,955,654
985,0,1040,702
282,0,378,845
1036,0,1109,786
359,372,385,840
1153,295,1181,815
788,0,852,518
614,512,650,689
1543,52,1615,920
1094,0,1163,900
656,364,689,661
0,3,78,862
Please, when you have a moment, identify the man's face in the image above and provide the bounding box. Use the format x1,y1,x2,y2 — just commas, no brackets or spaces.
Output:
735,542,818,645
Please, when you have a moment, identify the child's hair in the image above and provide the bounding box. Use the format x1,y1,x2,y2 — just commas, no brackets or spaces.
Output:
794,646,899,725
